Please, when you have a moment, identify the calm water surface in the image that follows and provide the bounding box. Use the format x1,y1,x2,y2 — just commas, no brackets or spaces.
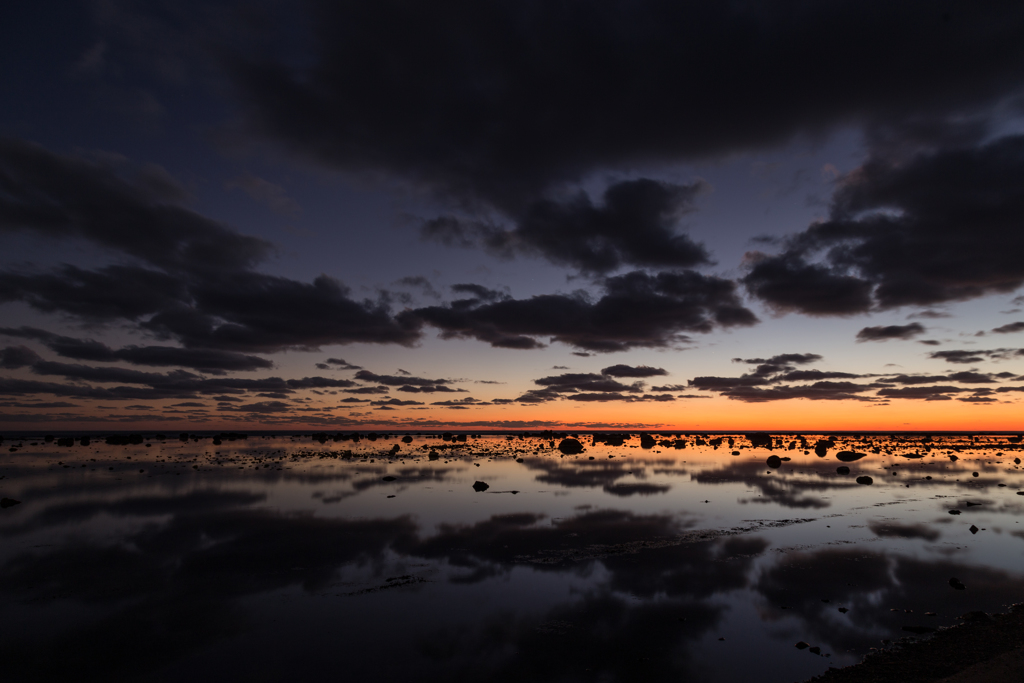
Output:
1,432,1023,682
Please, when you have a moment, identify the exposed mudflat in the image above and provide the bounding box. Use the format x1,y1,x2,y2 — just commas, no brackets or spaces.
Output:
0,431,1022,682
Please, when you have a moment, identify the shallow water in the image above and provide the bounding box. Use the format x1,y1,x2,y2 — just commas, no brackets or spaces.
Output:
1,432,1023,682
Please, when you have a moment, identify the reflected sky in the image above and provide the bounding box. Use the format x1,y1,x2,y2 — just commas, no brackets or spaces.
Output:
0,432,1022,682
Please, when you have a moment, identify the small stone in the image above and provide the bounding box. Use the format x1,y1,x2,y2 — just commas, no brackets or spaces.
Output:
766,455,783,468
972,472,979,477
969,525,979,534
0,497,21,508
949,509,961,515
809,646,821,655
795,641,809,650
836,466,850,475
838,607,848,613
856,476,873,485
382,475,397,481
472,481,490,492
949,577,966,590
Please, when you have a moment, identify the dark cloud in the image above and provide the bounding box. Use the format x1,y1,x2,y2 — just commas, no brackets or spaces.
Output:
741,253,874,315
928,348,1022,364
423,179,710,273
0,140,421,355
856,322,925,342
229,1,1024,216
370,398,424,407
992,321,1024,334
353,370,452,387
875,385,967,400
0,138,270,274
709,381,879,403
395,385,466,394
600,364,667,378
746,135,1024,314
0,326,272,374
687,353,888,402
405,270,757,352
884,372,997,385
0,351,360,400
322,357,361,370
0,345,41,369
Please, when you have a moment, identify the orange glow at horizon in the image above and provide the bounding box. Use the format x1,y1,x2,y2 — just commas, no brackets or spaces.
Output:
5,396,1022,432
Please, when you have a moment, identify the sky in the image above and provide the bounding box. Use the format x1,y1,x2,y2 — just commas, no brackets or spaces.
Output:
2,0,1024,431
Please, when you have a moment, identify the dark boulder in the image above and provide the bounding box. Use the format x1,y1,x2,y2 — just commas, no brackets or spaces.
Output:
856,476,873,485
639,434,656,449
766,455,783,468
558,438,584,454
0,498,20,508
949,577,966,590
836,451,867,462
472,481,489,492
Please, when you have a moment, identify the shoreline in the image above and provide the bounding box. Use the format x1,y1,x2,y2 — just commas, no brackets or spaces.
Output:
805,604,1024,683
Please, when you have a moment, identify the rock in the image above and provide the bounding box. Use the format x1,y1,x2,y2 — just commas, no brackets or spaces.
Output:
836,451,867,462
809,646,821,655
902,626,936,634
795,641,810,650
856,476,873,485
747,433,773,449
382,476,397,481
640,434,656,449
949,454,959,461
428,450,439,460
731,450,740,456
836,466,850,475
472,481,490,492
969,525,979,534
1015,458,1021,465
766,455,783,468
838,607,849,613
814,439,832,457
949,577,966,590
949,509,961,515
1017,491,1024,496
402,435,412,443
558,438,585,454
0,497,21,508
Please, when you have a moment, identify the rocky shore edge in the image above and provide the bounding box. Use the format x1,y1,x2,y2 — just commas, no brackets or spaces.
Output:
804,604,1024,683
